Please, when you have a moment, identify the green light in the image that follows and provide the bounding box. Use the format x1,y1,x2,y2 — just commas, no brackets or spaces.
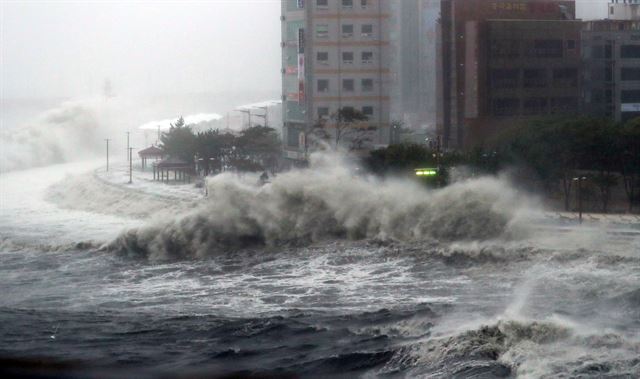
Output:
415,168,438,177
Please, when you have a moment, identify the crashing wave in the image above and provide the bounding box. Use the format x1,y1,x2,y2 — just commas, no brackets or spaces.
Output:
105,154,534,260
1,100,106,173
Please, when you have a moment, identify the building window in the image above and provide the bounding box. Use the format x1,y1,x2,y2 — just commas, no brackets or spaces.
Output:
318,107,330,119
490,40,520,58
523,69,547,88
316,0,328,9
362,51,374,64
605,66,613,82
342,51,354,64
490,69,519,89
550,97,578,113
361,0,368,8
361,24,374,37
342,79,355,92
492,98,520,117
528,39,563,58
621,90,640,103
621,45,640,58
362,106,374,117
621,67,640,81
342,0,353,9
342,24,354,38
287,127,300,147
361,78,374,92
552,68,578,87
605,44,613,59
316,24,329,39
317,79,330,93
523,98,548,116
317,51,329,65
591,45,604,59
567,40,576,50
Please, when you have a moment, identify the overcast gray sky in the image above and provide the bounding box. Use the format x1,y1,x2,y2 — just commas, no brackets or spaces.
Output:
1,0,605,100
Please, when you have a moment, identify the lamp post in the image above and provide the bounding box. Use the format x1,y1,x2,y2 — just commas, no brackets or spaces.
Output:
105,138,111,172
238,109,252,128
128,147,135,184
572,176,587,224
126,131,130,162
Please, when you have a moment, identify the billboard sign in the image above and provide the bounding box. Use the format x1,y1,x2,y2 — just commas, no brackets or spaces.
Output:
297,28,305,102
622,103,640,112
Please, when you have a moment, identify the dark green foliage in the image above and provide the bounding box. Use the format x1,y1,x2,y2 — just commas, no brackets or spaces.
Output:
366,116,640,212
365,143,438,175
160,117,198,163
619,118,640,211
497,116,638,212
160,117,282,173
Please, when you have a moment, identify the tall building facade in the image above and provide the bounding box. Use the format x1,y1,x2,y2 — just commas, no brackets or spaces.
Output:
437,0,578,149
609,0,640,20
281,0,442,161
281,0,393,161
582,2,640,122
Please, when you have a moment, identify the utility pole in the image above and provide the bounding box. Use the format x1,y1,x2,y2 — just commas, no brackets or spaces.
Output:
129,147,134,184
258,106,269,128
573,176,587,224
436,135,442,170
105,139,111,172
238,109,252,128
126,132,130,161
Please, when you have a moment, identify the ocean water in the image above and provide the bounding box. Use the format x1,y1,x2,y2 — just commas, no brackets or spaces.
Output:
0,159,639,378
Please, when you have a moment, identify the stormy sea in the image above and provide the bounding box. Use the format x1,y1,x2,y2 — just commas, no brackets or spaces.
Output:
1,155,639,378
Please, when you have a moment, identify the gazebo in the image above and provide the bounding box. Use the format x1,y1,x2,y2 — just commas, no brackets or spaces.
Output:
153,156,194,184
138,146,166,170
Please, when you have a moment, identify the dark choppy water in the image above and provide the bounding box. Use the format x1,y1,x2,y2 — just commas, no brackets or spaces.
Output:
1,162,639,378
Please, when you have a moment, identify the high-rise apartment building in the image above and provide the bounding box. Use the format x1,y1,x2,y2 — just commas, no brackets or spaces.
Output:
281,0,393,161
582,1,640,122
437,0,578,149
281,0,440,161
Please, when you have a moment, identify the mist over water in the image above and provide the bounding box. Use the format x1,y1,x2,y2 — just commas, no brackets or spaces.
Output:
0,90,278,173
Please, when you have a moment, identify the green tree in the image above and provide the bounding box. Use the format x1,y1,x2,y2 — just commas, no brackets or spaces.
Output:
503,117,581,210
236,126,281,172
312,107,376,150
160,116,198,163
620,118,640,211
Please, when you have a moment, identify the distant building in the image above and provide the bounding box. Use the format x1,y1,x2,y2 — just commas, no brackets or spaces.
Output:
582,19,640,122
388,1,440,131
280,0,442,162
608,0,640,20
582,1,640,122
437,0,579,149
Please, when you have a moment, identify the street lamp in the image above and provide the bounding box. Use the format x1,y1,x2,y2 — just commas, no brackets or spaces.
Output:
572,176,587,224
128,147,135,184
105,139,111,172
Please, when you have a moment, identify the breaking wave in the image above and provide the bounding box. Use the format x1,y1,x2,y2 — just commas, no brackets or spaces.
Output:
1,100,107,173
45,169,198,219
106,154,535,260
383,317,640,378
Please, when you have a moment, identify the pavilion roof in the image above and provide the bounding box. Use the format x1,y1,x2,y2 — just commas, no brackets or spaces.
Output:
156,156,191,168
138,145,165,157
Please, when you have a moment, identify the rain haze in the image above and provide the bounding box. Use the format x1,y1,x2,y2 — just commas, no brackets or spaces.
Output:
2,0,602,98
1,1,640,378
